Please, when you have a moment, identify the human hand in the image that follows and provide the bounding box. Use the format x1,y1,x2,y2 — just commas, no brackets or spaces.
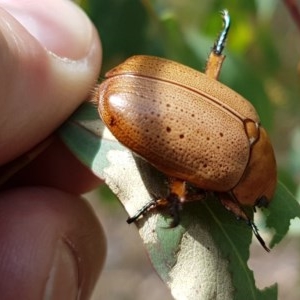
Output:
0,0,106,299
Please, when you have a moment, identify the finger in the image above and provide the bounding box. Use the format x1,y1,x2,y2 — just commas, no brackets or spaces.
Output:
0,0,101,165
5,136,103,194
0,186,106,300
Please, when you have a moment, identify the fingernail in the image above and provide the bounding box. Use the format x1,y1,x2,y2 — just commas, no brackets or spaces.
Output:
0,0,93,59
45,239,79,299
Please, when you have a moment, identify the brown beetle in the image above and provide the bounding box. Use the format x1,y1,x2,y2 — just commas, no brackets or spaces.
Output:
97,10,277,251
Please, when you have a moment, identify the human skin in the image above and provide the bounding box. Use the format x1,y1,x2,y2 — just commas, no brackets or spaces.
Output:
0,0,106,299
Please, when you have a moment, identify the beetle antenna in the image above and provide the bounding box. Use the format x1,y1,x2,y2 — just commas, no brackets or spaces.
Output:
213,9,230,56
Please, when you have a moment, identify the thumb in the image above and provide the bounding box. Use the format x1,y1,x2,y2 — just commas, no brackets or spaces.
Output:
0,187,106,300
0,0,101,165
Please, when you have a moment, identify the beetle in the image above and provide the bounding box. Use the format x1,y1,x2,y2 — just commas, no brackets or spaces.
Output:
97,10,277,251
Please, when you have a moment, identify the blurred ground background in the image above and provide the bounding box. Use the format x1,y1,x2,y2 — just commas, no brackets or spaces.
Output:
75,0,300,299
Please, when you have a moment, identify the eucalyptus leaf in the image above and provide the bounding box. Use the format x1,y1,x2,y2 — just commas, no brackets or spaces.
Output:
59,102,300,299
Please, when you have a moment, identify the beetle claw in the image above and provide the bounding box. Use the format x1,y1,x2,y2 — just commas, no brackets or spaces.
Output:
247,220,270,252
213,9,230,55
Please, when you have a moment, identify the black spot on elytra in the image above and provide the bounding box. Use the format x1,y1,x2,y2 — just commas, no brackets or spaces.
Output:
109,116,117,127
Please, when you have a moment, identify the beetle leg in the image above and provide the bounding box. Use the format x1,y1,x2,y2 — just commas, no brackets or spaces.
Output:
127,197,171,224
219,193,249,221
127,177,186,224
168,177,187,200
166,177,186,226
219,191,270,252
127,177,187,225
184,184,207,202
165,178,207,227
127,199,159,224
205,9,230,79
167,192,182,227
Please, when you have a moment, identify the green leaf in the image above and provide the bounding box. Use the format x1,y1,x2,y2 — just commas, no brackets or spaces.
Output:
266,182,300,247
59,103,299,299
58,103,124,177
